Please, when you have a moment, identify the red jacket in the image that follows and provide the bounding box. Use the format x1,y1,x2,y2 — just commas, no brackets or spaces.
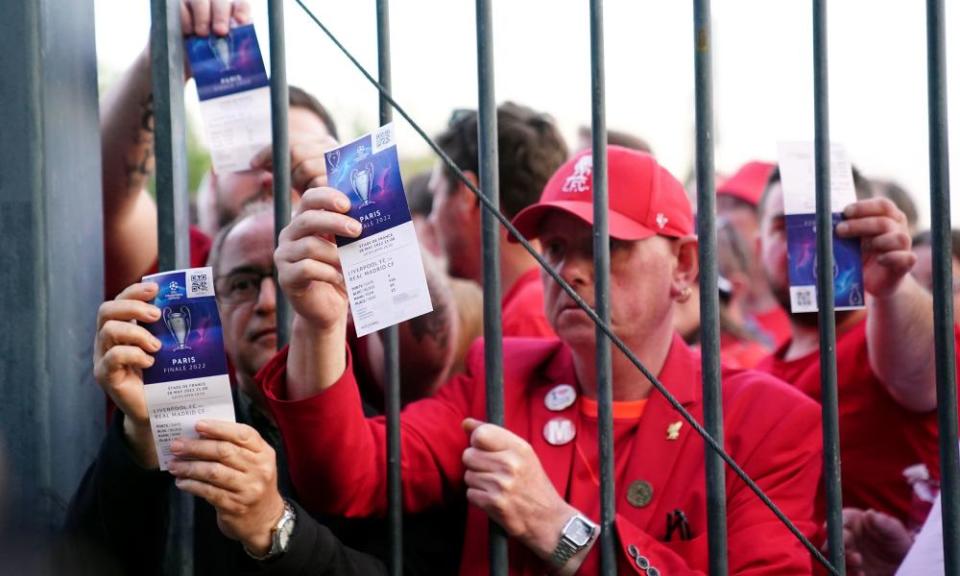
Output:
260,335,823,575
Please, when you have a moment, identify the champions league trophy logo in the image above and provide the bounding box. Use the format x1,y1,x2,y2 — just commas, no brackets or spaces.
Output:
351,163,375,207
163,306,193,351
209,35,234,70
327,150,341,175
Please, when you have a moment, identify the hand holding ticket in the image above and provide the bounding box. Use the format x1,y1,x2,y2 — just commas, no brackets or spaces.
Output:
324,123,434,336
778,142,865,313
139,267,236,470
186,23,272,173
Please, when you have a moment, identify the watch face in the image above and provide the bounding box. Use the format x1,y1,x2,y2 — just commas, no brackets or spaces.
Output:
567,518,594,547
276,510,295,551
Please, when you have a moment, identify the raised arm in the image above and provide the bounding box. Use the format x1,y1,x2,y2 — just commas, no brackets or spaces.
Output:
274,187,358,400
838,198,938,412
101,49,160,298
101,1,251,297
253,140,458,403
264,190,473,515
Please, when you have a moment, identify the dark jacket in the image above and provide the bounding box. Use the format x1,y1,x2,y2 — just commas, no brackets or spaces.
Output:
63,398,388,576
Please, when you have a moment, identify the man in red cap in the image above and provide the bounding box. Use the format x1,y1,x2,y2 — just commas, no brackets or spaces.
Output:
716,161,792,347
259,146,823,574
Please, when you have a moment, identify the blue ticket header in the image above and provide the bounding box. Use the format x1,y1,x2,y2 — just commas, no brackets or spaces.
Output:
786,213,865,310
186,24,268,101
141,269,229,385
324,125,413,247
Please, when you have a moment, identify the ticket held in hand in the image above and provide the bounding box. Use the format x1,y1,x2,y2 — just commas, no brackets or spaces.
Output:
186,24,271,174
325,124,434,337
141,267,236,471
778,142,865,314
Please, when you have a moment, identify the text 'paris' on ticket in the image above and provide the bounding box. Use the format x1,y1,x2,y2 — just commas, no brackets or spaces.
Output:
324,123,434,337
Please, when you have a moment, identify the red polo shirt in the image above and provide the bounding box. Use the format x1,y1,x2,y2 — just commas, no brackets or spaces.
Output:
752,306,792,349
757,317,943,524
501,268,555,339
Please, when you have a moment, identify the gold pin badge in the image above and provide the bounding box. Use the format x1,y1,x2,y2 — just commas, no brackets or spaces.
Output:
626,480,654,508
666,421,683,441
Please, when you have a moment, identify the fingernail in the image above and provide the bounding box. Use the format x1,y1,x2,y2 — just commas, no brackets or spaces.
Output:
195,420,208,432
347,221,361,235
174,478,185,488
168,461,181,473
336,196,351,211
170,440,184,453
836,222,848,234
152,338,162,350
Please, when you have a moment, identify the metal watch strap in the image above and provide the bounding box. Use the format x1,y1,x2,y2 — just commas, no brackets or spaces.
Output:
549,514,597,569
550,535,580,567
245,500,296,561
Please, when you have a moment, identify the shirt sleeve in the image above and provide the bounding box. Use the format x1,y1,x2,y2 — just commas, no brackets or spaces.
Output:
250,500,388,576
258,343,478,518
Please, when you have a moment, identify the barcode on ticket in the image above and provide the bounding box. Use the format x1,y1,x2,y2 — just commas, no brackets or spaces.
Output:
790,286,817,313
188,269,215,298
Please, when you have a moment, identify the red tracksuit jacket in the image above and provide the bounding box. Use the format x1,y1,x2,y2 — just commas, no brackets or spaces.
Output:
259,335,823,575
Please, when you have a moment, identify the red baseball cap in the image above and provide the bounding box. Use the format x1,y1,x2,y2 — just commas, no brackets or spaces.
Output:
510,146,693,242
716,161,775,207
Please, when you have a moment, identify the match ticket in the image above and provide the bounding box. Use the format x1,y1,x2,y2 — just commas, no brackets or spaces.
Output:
141,267,236,471
186,24,271,173
325,123,433,337
778,142,865,313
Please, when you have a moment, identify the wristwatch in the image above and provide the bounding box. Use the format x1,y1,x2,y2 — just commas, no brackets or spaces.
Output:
245,500,297,561
549,513,599,569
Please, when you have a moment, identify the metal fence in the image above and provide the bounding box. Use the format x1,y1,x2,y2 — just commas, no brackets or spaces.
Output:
144,0,959,574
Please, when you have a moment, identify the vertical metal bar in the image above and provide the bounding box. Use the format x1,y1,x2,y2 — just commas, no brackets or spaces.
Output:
812,1,845,572
151,0,190,272
588,1,615,574
268,0,292,348
692,1,728,573
925,1,960,573
474,0,506,573
150,0,193,574
375,0,403,573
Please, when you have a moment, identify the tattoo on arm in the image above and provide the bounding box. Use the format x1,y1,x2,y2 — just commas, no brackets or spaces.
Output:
124,93,156,186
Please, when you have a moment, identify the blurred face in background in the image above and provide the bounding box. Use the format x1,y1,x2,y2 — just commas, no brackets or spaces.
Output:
202,106,333,235
912,243,960,314
427,162,481,281
758,182,791,312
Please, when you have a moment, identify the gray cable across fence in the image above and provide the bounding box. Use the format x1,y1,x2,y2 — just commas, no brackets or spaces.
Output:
137,1,960,574
290,0,838,572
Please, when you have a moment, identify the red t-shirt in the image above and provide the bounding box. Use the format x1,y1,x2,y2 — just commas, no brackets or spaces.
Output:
501,268,555,339
569,397,648,575
756,318,941,524
719,333,769,370
752,306,792,349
